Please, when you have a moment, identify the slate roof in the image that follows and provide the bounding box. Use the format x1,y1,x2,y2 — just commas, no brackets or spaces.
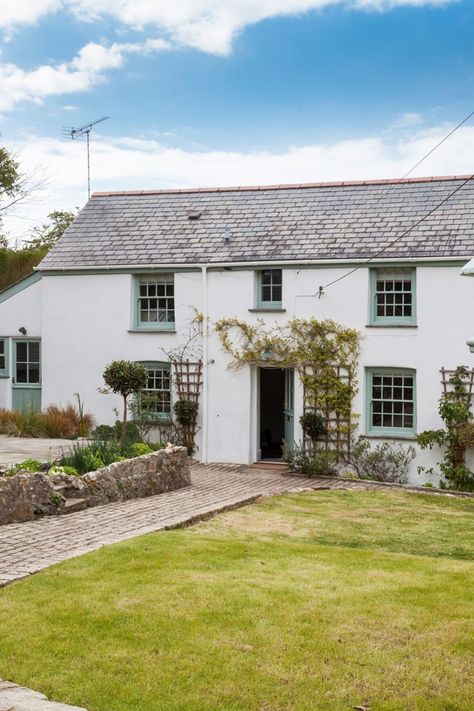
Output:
39,176,474,269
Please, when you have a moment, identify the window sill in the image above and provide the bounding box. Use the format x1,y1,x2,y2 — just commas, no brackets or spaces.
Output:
0,375,9,379
365,324,417,329
128,329,177,334
363,433,416,442
248,308,286,313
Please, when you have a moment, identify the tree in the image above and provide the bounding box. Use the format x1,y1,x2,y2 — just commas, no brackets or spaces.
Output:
102,360,148,449
0,209,77,291
26,209,77,250
0,147,21,206
0,146,43,225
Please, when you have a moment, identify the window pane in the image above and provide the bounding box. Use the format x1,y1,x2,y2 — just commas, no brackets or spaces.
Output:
272,285,282,302
370,370,415,432
138,275,175,326
29,365,40,383
373,268,414,321
16,343,27,362
16,363,27,383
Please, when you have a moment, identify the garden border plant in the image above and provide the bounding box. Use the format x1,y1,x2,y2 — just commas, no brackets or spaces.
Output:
417,365,474,491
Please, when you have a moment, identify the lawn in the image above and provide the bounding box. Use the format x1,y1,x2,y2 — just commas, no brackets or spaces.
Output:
0,490,473,711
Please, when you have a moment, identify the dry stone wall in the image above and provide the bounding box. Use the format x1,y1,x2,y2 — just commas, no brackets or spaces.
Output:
0,446,190,526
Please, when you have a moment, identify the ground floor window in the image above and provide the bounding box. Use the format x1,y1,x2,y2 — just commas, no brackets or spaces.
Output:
366,368,416,436
138,362,172,419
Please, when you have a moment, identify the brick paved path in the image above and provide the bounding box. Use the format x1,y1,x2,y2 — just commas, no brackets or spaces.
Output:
0,463,360,588
0,462,468,590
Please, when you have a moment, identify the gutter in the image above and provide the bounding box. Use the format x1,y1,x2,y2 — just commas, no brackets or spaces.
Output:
36,255,468,274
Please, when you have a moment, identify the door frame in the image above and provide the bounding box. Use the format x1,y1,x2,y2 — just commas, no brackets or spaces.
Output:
12,338,42,411
255,365,295,461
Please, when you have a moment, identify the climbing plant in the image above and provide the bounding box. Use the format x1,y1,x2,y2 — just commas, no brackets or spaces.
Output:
215,317,361,458
161,318,203,454
417,366,474,491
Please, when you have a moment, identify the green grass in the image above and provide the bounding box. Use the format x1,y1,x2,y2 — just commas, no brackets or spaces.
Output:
0,490,473,711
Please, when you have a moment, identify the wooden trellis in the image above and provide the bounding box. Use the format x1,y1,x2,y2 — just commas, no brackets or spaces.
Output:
440,367,474,404
171,359,203,453
302,363,354,461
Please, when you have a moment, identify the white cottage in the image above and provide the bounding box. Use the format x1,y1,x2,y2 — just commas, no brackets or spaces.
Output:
1,175,473,483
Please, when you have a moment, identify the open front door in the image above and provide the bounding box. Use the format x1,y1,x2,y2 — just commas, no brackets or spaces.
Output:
284,368,294,450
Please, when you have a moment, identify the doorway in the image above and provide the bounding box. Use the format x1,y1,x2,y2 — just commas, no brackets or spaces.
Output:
259,367,294,460
12,339,41,411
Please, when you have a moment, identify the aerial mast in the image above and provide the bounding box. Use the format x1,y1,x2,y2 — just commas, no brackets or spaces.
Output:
64,116,109,199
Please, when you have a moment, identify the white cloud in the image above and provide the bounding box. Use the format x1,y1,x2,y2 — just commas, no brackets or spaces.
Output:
1,1,458,54
0,39,171,111
69,0,458,55
0,1,61,30
4,121,474,241
391,112,424,129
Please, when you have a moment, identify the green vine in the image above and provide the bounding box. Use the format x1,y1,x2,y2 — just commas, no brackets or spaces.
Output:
215,317,361,456
417,366,474,491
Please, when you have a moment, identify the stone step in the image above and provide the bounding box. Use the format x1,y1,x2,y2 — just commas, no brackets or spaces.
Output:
52,484,68,493
62,498,88,514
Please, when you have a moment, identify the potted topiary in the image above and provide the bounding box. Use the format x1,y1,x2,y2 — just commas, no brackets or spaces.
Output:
299,411,325,449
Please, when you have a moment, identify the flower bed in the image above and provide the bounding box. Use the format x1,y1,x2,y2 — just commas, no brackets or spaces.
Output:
0,445,190,526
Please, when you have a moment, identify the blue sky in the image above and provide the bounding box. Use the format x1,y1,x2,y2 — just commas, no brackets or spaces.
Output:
1,1,473,238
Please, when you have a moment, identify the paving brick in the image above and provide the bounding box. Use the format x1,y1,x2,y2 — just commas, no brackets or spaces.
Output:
0,463,469,589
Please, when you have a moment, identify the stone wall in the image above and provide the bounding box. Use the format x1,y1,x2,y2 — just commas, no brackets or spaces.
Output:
0,446,190,526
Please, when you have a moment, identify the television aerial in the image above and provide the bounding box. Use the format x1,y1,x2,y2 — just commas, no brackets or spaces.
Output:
63,116,109,199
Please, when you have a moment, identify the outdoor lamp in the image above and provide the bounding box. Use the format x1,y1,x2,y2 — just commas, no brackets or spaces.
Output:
467,338,474,354
261,347,273,361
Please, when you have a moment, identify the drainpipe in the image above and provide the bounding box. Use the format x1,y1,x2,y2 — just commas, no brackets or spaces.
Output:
201,265,209,463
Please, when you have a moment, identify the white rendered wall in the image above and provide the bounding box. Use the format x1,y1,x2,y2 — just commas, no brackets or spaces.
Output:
1,264,474,485
0,279,43,410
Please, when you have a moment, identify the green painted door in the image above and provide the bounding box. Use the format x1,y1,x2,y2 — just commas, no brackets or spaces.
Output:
283,368,294,450
12,340,41,411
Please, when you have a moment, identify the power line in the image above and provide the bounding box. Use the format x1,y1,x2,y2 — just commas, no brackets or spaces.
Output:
321,172,474,291
300,109,474,296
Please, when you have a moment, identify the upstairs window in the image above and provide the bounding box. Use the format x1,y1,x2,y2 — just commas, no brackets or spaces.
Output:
369,267,416,325
134,274,175,330
0,339,7,376
366,368,416,436
257,269,282,309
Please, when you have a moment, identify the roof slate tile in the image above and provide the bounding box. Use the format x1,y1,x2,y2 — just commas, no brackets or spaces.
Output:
39,177,474,269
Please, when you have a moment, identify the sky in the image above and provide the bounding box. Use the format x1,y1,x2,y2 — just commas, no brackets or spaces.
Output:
1,0,473,241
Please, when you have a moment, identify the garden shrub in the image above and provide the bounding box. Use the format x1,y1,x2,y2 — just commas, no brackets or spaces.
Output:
16,458,43,472
113,420,141,446
48,465,79,476
174,399,199,426
283,442,338,477
299,412,325,443
93,424,116,440
127,442,153,457
347,437,415,484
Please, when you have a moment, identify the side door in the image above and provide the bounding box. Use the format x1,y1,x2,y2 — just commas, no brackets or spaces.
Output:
283,368,294,450
12,340,41,411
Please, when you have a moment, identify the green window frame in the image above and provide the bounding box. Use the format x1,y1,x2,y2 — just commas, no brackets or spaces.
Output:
134,274,175,330
369,267,416,325
0,338,8,377
366,368,416,437
256,269,282,309
137,362,172,420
